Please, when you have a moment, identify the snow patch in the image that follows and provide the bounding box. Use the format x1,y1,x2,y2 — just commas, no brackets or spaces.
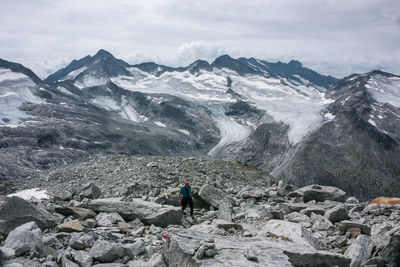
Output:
368,119,377,127
178,129,190,135
324,112,335,120
154,121,166,127
8,188,49,201
59,66,87,81
91,97,120,111
366,74,400,108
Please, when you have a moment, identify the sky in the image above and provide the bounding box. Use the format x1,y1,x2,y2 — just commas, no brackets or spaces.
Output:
0,0,399,79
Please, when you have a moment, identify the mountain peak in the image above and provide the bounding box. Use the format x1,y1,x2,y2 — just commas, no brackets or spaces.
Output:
93,49,114,59
212,55,256,75
288,60,302,67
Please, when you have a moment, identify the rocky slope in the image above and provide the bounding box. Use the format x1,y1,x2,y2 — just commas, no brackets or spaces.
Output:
1,156,399,266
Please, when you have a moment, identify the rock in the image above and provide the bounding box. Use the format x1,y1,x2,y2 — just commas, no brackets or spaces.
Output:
212,219,243,230
0,196,56,238
123,239,146,259
70,250,93,267
55,206,97,220
289,184,346,203
190,224,218,234
80,234,96,248
338,221,371,235
379,233,400,267
285,212,310,223
83,198,182,227
243,204,274,220
198,184,234,208
2,264,24,267
300,206,326,217
61,257,80,267
69,236,85,250
0,246,15,260
370,197,400,206
345,197,359,204
80,183,101,199
240,188,264,199
325,205,350,224
244,248,257,261
89,240,125,263
96,212,125,227
164,227,351,266
216,200,233,222
3,222,43,256
82,218,97,228
92,264,127,267
43,261,59,267
279,202,315,214
258,219,316,248
57,220,83,232
310,213,333,231
43,234,64,250
344,234,374,267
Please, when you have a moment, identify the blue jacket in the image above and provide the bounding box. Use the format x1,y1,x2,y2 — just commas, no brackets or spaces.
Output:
179,185,191,198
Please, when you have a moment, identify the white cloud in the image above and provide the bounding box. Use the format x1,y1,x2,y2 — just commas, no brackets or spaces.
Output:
0,0,399,78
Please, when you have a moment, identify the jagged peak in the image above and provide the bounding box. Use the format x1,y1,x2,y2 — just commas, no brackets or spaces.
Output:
93,49,114,59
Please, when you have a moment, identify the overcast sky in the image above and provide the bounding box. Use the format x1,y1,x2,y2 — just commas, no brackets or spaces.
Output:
0,0,399,78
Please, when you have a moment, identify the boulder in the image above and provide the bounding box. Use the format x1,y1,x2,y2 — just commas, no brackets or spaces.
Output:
80,183,101,199
243,204,274,220
96,212,125,227
83,198,182,227
338,221,371,236
123,239,146,259
212,219,243,230
310,213,333,232
198,184,234,208
288,184,346,203
55,206,97,220
3,222,43,256
379,233,400,267
300,206,326,217
89,240,125,263
163,227,351,266
0,246,15,260
344,234,374,267
257,219,316,249
324,205,350,224
216,200,233,222
0,196,56,238
70,250,93,267
57,220,83,232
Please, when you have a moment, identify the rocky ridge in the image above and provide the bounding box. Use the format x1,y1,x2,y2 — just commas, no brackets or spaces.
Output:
1,156,399,266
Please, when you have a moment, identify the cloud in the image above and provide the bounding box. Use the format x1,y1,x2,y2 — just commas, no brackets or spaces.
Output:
0,0,399,78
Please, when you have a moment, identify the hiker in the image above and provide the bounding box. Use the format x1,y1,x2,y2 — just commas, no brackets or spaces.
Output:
178,181,194,217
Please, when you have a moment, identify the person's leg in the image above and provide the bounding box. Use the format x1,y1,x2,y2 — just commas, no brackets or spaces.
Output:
181,198,188,213
188,197,194,216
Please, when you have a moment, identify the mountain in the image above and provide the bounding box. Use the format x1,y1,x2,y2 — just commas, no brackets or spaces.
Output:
1,49,399,200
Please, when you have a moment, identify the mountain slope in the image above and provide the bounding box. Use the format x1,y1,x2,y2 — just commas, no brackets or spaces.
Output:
273,71,400,199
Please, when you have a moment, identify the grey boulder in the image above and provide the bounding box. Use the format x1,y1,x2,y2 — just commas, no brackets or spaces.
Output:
83,198,182,227
89,240,125,263
80,183,101,199
288,184,346,203
95,212,125,227
258,219,316,249
198,184,234,208
55,206,97,220
0,196,56,238
344,234,374,267
325,205,350,224
3,221,43,256
164,227,351,266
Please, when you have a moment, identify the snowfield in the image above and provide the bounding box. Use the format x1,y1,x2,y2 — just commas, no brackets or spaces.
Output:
366,74,400,108
0,68,43,125
112,68,334,147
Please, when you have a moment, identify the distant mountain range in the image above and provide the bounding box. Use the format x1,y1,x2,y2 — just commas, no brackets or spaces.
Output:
0,49,399,199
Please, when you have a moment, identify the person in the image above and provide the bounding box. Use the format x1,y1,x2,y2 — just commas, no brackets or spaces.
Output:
178,181,194,218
